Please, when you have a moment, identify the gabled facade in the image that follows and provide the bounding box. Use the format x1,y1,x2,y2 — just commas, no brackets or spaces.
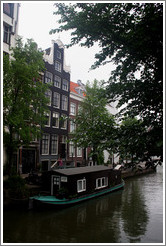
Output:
3,3,20,55
40,39,71,171
69,81,91,167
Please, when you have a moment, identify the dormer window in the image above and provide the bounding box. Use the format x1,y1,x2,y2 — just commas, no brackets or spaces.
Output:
57,50,61,59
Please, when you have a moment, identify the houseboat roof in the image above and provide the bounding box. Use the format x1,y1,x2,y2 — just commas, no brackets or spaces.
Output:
54,165,112,176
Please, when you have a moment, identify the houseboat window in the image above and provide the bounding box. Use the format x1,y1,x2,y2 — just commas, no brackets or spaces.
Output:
53,92,60,108
96,177,108,189
55,61,62,72
77,179,86,193
54,75,61,88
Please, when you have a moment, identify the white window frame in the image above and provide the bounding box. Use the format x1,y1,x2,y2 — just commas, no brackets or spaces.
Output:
77,179,86,193
62,79,68,91
70,120,76,133
54,75,61,88
52,112,59,128
55,61,61,72
62,95,68,111
51,134,58,155
61,114,67,129
77,147,82,157
96,177,108,190
70,103,76,115
69,141,75,157
57,50,61,59
41,134,49,155
3,23,11,44
45,71,53,84
45,89,52,106
44,112,50,127
62,135,67,153
53,92,60,108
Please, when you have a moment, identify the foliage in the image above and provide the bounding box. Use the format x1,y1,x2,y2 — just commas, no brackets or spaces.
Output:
3,38,49,172
51,3,163,159
117,117,147,166
6,175,29,199
70,80,117,165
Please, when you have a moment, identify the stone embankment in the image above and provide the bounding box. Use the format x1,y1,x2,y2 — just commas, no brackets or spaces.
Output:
121,167,156,179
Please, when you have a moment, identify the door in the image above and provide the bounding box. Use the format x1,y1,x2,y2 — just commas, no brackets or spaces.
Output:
51,175,61,195
22,149,36,173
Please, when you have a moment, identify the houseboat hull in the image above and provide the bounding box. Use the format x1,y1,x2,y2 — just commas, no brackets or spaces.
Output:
29,180,125,208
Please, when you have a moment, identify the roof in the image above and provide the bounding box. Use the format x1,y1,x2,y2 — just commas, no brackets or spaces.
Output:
70,81,86,97
54,165,111,176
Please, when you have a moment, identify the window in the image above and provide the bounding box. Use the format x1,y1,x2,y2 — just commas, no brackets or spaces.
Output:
57,50,61,59
62,135,67,153
69,141,75,157
3,24,11,44
54,75,61,88
62,95,68,111
61,114,67,129
62,79,68,91
51,135,58,155
3,3,14,17
96,177,108,189
53,92,60,108
70,103,76,115
44,112,50,127
52,112,59,128
70,120,76,133
77,147,82,157
55,61,61,72
77,179,86,193
45,90,52,105
41,134,49,155
45,71,53,84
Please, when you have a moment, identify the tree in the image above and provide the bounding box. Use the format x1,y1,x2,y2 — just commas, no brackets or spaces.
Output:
50,3,163,159
3,38,49,173
70,80,117,165
117,117,146,167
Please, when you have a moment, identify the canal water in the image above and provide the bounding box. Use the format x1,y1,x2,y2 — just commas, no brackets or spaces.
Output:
3,166,164,244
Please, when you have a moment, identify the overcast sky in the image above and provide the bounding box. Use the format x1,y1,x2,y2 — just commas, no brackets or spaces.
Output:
18,2,116,84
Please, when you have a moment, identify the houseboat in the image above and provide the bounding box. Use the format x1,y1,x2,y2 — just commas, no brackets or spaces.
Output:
29,165,124,208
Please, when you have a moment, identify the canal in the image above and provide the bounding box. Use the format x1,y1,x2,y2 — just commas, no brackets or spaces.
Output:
3,166,163,244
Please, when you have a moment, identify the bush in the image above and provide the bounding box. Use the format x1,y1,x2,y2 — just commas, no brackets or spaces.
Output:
7,175,29,199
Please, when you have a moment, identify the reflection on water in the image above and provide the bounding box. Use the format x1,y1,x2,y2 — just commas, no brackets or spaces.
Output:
121,181,148,243
3,166,163,243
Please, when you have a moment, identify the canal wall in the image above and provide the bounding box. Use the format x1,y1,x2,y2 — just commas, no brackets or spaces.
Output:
122,167,156,179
